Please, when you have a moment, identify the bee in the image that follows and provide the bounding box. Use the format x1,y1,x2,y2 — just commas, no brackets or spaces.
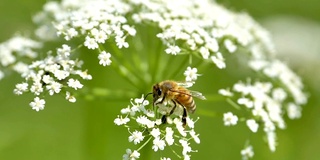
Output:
152,80,206,126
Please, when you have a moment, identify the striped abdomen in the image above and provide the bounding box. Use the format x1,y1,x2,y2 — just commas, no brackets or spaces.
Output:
173,88,196,113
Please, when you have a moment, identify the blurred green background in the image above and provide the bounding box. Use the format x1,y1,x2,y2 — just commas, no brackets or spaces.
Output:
1,0,320,159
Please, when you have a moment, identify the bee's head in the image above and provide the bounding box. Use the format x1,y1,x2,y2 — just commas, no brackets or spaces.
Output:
152,83,162,105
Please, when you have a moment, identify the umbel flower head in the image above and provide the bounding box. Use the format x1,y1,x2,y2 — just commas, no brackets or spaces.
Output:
1,0,278,108
0,0,308,159
115,95,200,160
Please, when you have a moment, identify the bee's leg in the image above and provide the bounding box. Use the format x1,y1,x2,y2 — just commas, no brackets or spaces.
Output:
156,93,167,106
161,115,167,124
161,100,177,124
174,101,187,127
169,100,177,115
182,107,187,127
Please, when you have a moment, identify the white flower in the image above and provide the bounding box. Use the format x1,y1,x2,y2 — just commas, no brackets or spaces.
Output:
174,118,187,137
121,106,131,114
114,116,130,125
14,83,28,95
224,39,237,53
233,82,250,95
136,115,149,125
128,131,144,145
183,154,191,160
248,59,268,71
184,66,199,82
211,52,226,69
263,120,276,132
29,97,45,111
237,97,253,108
266,131,277,152
165,127,174,145
199,46,210,59
160,157,171,160
152,138,166,152
241,145,254,160
272,88,287,102
75,70,92,80
165,45,181,55
218,88,233,97
150,128,161,138
287,103,302,119
123,149,140,160
53,70,69,80
66,92,76,103
65,28,78,40
84,36,98,50
0,46,14,66
223,112,238,126
115,36,129,48
98,51,112,66
13,62,29,75
136,115,154,128
246,119,259,133
42,75,53,84
57,44,71,57
155,118,162,125
91,28,108,43
205,38,219,52
189,129,200,144
67,78,83,90
186,117,195,128
123,25,136,36
179,139,192,156
30,82,44,95
46,81,62,95
144,109,155,118
254,82,272,93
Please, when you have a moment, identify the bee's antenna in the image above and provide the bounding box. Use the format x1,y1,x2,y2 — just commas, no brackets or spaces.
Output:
142,92,153,105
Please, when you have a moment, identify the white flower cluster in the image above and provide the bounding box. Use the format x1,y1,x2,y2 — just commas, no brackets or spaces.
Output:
32,0,276,71
115,95,200,160
13,44,92,111
220,77,307,154
218,46,307,157
130,0,274,69
34,0,136,50
0,36,42,80
241,145,254,160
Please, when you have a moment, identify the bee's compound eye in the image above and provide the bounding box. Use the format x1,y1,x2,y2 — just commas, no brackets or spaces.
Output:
157,89,162,96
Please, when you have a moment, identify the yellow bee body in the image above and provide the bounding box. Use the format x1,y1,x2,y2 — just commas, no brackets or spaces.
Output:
152,80,205,125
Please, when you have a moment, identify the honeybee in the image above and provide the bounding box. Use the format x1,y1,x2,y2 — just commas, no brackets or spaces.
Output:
152,80,206,126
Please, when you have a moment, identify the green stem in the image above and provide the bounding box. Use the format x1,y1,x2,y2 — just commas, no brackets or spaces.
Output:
83,87,137,101
132,49,151,84
157,53,174,80
167,55,189,80
226,98,241,110
110,56,142,90
169,145,182,159
137,136,153,152
105,43,145,89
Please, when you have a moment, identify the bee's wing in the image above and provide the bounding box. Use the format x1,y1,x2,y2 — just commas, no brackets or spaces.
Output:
189,90,206,100
176,81,194,88
169,88,206,100
175,81,206,100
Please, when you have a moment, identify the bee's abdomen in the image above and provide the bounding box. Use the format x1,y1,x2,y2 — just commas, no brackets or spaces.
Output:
179,94,196,113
